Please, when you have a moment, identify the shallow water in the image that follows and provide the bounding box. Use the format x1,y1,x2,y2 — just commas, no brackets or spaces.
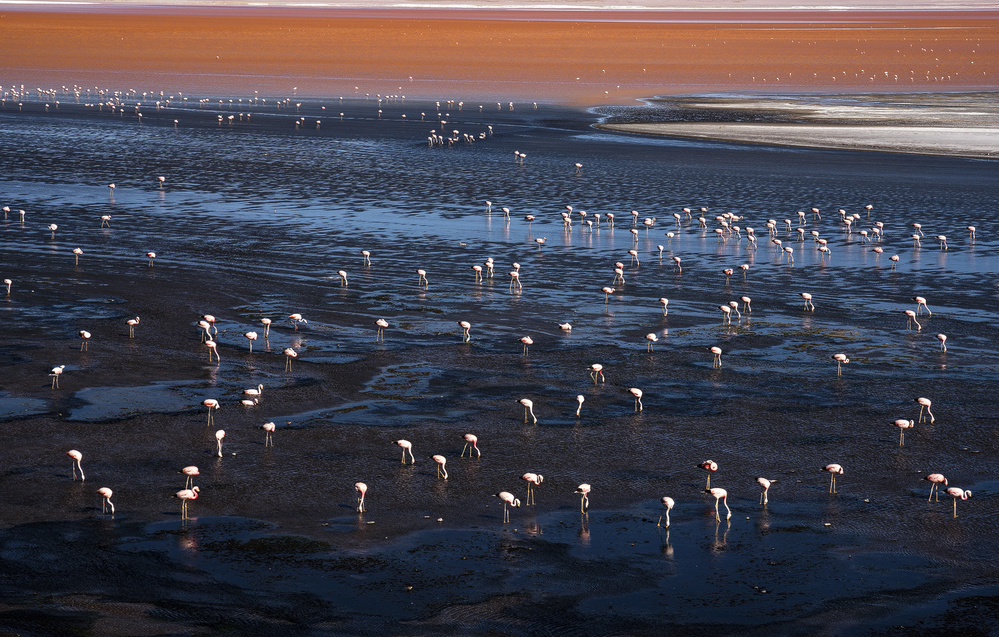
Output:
1,93,998,634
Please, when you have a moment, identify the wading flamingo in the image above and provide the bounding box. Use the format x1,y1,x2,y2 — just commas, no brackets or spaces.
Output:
657,496,675,528
522,473,543,505
396,439,415,464
67,450,85,481
495,491,520,522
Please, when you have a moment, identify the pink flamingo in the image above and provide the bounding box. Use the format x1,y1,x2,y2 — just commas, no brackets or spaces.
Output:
284,348,297,371
646,333,658,352
262,421,275,446
203,399,220,425
710,488,731,522
417,269,429,288
916,397,935,423
205,339,220,364
589,363,605,384
904,310,922,331
913,296,931,316
946,487,971,518
375,319,388,341
495,491,520,522
758,477,772,505
260,318,272,336
461,433,480,458
146,252,156,267
575,483,591,513
711,346,722,368
182,466,199,489
659,298,669,317
72,247,83,265
576,394,584,417
395,440,415,464
215,430,225,457
175,486,200,519
923,473,947,502
823,464,843,493
67,450,85,481
355,482,367,512
126,317,140,338
433,455,448,480
833,353,849,376
244,332,258,352
657,496,675,527
520,336,533,356
98,487,114,516
894,419,914,445
458,321,471,343
50,365,65,389
698,460,717,489
936,333,947,352
519,398,537,424
800,293,815,312
289,313,307,330
79,330,91,351
522,473,543,505
629,388,643,412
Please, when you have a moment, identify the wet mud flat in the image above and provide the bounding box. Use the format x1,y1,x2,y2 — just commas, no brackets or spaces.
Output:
1,94,999,634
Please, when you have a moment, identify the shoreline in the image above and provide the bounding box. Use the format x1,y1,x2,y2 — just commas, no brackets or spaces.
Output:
595,92,999,159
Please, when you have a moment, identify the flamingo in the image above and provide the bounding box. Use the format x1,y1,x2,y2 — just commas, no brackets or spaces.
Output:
337,270,348,287
417,269,429,288
946,487,971,518
67,450,85,481
589,364,605,384
50,365,65,389
937,333,947,352
923,473,947,502
3,279,10,295
720,305,731,325
471,264,483,282
355,482,367,512
98,487,114,516
672,256,682,273
657,496,675,527
894,419,914,445
461,433,480,458
758,477,772,505
645,333,658,352
495,491,520,522
968,226,976,241
522,473,543,505
913,296,932,316
519,398,537,424
244,331,258,352
630,388,643,412
175,486,200,519
575,394,584,417
244,384,263,399
146,252,156,267
375,319,388,341
260,318,272,336
520,336,533,356
289,313,307,330
80,330,91,351
396,439,415,464
203,399,220,425
659,298,669,317
284,348,297,371
158,175,165,188
182,466,199,489
205,339,220,363
48,223,58,239
72,247,83,265
362,250,371,265
800,293,815,312
126,317,140,338
575,483,591,513
937,235,948,250
890,255,899,270
215,429,225,457
905,310,922,331
458,321,471,343
535,237,546,251
698,460,718,489
833,353,849,376
917,397,935,423
197,320,212,342
711,346,722,368
710,488,731,522
202,315,217,335
433,455,448,480
262,421,276,446
823,464,844,493
741,296,752,313
602,286,615,303
559,323,572,332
